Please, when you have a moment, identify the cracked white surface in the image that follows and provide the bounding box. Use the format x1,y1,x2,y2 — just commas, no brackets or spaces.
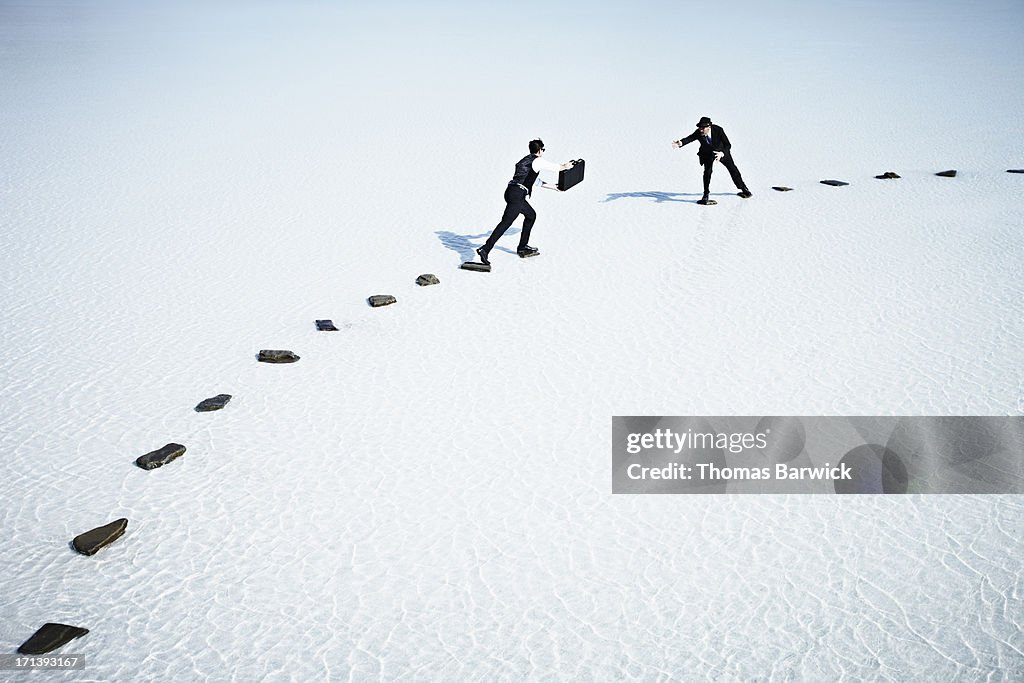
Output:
1,1,1022,680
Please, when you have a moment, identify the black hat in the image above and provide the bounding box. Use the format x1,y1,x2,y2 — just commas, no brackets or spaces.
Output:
696,116,712,128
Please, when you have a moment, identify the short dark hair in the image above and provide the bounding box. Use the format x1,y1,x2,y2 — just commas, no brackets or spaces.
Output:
529,139,544,154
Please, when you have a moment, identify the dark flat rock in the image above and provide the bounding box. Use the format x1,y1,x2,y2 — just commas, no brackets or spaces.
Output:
1007,169,1024,174
820,179,849,186
460,261,491,272
315,319,338,331
935,169,957,177
72,518,128,556
18,623,89,655
368,295,396,307
258,350,300,363
416,274,440,286
135,443,186,470
771,186,794,192
875,171,901,179
195,394,232,412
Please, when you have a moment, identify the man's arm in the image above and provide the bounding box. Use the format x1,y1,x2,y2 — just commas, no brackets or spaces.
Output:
673,131,700,148
717,127,732,152
534,157,576,191
532,157,573,173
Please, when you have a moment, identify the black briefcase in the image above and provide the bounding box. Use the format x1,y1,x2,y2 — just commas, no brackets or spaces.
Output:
557,159,585,191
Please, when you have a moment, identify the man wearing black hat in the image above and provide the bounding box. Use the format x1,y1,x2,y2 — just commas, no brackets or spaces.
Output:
673,117,751,204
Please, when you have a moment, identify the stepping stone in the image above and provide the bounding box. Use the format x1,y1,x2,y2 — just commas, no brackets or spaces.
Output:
315,319,338,331
771,186,794,191
18,623,89,655
258,350,300,363
135,443,186,470
875,171,901,179
820,180,849,186
416,274,440,286
72,518,128,556
195,394,232,412
460,262,491,272
935,169,957,177
368,295,396,307
1007,169,1023,174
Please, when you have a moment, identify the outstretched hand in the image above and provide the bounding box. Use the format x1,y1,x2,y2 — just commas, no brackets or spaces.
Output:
672,140,682,148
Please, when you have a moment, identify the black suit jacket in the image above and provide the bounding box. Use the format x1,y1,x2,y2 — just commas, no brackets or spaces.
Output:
679,124,732,165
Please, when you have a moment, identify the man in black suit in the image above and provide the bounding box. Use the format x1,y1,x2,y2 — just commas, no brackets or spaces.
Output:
673,116,751,204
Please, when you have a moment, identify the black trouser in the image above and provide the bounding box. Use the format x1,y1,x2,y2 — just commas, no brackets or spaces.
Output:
702,154,747,195
482,185,535,253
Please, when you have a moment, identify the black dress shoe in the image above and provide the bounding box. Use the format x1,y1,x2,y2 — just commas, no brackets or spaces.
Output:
517,246,540,257
476,247,490,265
738,189,753,198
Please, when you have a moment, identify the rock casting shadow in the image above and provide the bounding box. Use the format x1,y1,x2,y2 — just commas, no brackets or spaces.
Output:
436,229,518,263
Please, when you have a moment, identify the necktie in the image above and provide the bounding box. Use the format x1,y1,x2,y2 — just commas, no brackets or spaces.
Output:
705,135,711,145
